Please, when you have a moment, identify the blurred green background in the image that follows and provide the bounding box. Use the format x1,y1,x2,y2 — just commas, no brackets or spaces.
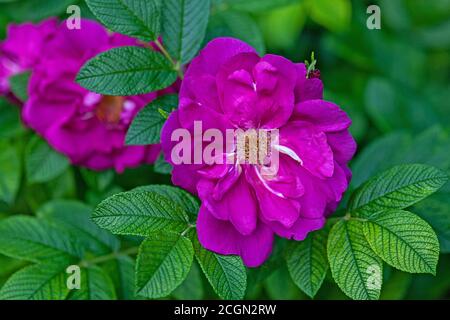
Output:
0,0,449,300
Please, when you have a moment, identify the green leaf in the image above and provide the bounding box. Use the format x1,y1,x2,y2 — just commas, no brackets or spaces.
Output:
246,238,287,292
307,0,351,32
68,266,116,300
0,263,69,300
162,0,211,64
8,71,30,101
1,0,74,21
80,169,115,192
363,210,439,274
207,10,265,55
328,219,382,300
222,0,297,12
77,46,177,96
414,192,450,253
286,228,329,298
258,2,306,51
154,153,173,175
349,164,448,217
350,132,411,188
126,94,178,145
133,184,199,219
86,0,162,41
136,231,193,298
0,216,84,263
265,266,302,299
102,255,136,300
37,200,120,255
364,77,400,132
172,261,204,300
0,140,21,205
351,126,450,190
0,98,24,139
93,190,190,236
190,230,247,300
25,136,70,184
379,268,412,300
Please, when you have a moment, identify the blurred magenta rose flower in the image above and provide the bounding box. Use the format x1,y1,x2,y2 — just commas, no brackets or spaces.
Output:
161,38,356,267
0,19,57,100
21,19,168,172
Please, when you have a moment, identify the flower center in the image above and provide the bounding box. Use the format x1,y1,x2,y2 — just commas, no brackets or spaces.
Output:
82,92,137,126
235,129,272,166
96,95,125,124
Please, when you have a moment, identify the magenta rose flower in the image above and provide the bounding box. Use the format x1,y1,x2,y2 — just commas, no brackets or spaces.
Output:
161,38,356,267
0,19,57,100
22,19,166,172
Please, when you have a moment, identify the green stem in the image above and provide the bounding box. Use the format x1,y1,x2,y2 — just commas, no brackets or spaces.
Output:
79,246,139,268
154,39,184,80
180,224,195,237
341,213,368,222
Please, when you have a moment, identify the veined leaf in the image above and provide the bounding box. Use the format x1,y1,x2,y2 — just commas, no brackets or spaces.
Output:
86,0,162,41
25,136,69,184
93,190,190,236
286,228,328,298
0,216,84,263
0,140,20,205
68,266,116,300
77,46,177,96
190,230,246,300
37,200,120,255
363,210,439,274
126,94,178,145
349,164,448,217
133,184,199,219
328,219,382,300
162,0,210,64
136,231,193,298
0,263,69,300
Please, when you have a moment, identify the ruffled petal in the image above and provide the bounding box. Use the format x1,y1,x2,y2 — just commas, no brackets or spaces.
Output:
326,131,357,163
280,121,334,179
198,173,258,236
291,100,351,133
197,205,274,267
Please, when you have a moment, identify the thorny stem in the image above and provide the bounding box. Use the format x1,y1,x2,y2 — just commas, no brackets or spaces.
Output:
79,246,139,268
154,39,184,80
